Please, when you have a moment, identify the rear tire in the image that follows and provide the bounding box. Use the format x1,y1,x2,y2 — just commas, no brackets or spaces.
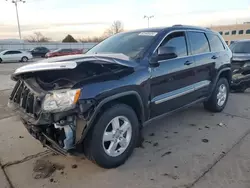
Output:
21,56,28,62
0,58,2,63
204,78,229,112
84,104,139,168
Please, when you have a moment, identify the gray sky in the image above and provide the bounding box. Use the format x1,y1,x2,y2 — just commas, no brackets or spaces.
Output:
0,0,250,40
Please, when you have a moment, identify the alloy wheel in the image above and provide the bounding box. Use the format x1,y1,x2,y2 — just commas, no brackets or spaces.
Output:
217,84,227,106
102,116,132,157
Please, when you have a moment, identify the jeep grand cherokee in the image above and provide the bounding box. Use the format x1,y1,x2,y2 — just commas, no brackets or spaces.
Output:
8,25,232,168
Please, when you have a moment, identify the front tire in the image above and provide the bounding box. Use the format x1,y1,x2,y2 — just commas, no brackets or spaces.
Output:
0,58,2,63
84,104,139,168
204,78,229,112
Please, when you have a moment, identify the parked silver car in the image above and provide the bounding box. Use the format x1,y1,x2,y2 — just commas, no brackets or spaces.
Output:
0,50,33,63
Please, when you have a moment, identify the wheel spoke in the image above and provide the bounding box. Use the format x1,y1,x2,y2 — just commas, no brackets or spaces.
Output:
119,138,128,148
222,87,225,92
103,132,114,142
108,141,118,155
111,117,120,130
120,121,130,133
217,93,221,99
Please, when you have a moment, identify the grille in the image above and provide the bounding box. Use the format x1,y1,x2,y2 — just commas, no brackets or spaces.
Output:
10,80,42,118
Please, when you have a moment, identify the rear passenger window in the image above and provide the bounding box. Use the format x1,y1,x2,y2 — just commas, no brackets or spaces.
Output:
12,51,21,54
160,32,187,57
188,32,210,55
206,33,225,52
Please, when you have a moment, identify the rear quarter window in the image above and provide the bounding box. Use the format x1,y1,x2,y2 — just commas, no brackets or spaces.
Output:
206,33,225,52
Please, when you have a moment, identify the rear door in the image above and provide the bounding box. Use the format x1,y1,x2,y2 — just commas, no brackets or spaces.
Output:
150,31,196,117
186,31,215,99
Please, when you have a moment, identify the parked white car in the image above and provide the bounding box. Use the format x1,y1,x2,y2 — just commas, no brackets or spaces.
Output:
0,50,33,63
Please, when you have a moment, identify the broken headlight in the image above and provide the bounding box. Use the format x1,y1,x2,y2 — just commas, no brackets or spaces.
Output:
42,89,81,112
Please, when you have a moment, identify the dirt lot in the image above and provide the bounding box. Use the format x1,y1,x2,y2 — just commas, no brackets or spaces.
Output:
0,63,250,188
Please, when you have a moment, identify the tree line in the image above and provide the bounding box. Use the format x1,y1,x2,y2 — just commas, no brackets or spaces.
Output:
25,20,124,43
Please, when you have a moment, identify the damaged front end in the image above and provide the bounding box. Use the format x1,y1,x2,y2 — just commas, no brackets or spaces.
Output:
8,54,135,156
8,73,93,156
231,59,250,92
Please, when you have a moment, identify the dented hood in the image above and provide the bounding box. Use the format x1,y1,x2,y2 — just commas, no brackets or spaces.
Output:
12,53,138,79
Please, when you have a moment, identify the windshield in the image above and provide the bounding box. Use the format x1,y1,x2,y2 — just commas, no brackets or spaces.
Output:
86,31,158,59
230,41,250,53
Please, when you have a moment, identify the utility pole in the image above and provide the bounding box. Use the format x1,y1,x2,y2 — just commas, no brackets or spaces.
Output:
6,0,26,40
144,15,154,28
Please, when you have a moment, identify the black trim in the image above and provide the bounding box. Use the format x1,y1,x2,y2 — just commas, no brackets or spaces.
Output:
79,91,144,142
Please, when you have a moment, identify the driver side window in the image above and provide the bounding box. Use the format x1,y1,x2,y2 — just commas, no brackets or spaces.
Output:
160,32,188,58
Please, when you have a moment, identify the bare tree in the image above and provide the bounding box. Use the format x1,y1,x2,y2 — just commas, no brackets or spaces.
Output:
26,32,50,42
78,21,124,43
78,36,106,43
104,20,124,37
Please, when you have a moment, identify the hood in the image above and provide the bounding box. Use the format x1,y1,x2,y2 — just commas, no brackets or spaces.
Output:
12,53,138,79
232,53,250,61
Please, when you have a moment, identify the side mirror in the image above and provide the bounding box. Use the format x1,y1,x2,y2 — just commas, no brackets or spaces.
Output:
157,46,178,61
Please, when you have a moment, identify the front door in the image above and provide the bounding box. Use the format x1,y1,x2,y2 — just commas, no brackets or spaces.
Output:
150,31,197,118
1,51,13,62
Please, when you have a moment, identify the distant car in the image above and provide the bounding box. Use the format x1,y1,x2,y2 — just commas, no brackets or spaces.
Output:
29,47,50,57
0,50,33,63
45,48,82,58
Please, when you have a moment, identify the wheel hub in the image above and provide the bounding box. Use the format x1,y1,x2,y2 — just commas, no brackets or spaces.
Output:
102,116,132,157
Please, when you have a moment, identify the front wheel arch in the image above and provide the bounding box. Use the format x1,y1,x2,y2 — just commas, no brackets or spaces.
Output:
79,91,145,144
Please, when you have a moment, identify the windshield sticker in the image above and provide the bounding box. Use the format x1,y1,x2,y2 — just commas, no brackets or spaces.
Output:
139,32,158,36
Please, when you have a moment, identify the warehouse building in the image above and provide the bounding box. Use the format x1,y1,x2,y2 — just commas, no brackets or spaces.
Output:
210,22,250,45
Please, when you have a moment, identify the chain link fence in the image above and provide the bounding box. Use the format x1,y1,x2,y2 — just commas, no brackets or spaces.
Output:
0,42,97,52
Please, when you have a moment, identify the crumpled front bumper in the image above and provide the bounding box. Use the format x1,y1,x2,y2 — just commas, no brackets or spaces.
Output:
21,118,87,157
21,119,68,155
231,73,250,90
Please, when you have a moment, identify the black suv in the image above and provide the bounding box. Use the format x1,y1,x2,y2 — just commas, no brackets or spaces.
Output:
8,25,232,168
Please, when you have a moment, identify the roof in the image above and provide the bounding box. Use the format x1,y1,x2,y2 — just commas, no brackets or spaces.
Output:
125,25,212,34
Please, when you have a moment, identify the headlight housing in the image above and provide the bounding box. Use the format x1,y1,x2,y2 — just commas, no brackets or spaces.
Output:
42,89,81,112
